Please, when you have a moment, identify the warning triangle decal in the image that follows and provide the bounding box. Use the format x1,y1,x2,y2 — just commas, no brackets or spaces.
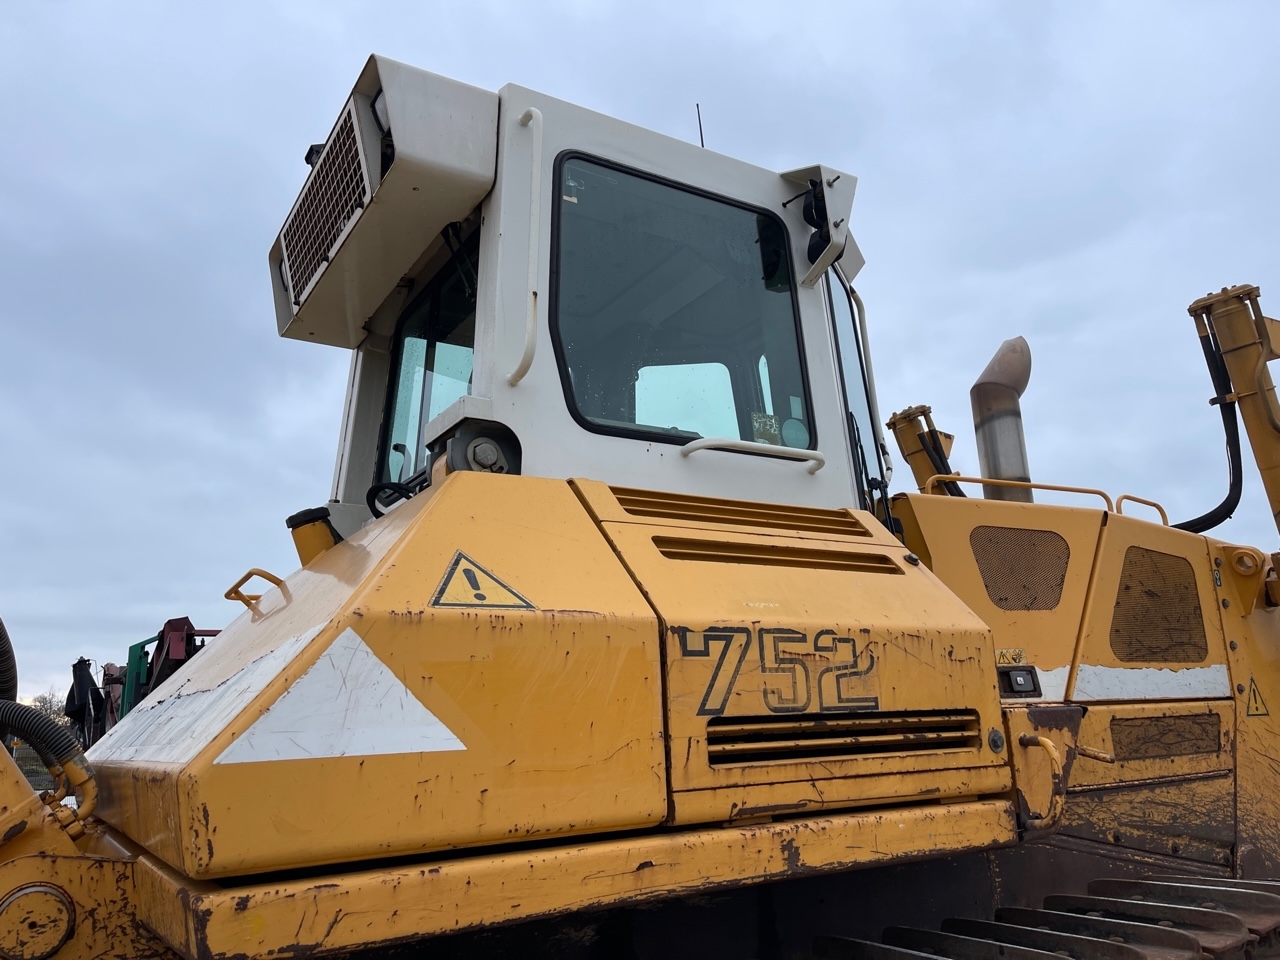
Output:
430,552,535,610
1248,677,1270,717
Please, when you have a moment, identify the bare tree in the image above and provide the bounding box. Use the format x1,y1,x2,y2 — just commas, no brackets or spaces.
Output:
28,687,70,727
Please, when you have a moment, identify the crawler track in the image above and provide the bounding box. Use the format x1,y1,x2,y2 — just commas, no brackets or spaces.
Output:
819,877,1280,960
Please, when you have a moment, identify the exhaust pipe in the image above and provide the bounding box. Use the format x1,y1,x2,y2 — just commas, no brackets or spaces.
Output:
971,337,1033,503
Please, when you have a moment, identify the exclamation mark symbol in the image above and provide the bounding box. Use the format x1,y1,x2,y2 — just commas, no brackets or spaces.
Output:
464,567,486,602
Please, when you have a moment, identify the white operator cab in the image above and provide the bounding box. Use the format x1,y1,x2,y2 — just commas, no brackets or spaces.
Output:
269,56,890,536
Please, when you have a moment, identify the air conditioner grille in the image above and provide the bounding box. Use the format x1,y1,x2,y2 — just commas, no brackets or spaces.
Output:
611,486,870,537
281,106,369,305
706,710,981,766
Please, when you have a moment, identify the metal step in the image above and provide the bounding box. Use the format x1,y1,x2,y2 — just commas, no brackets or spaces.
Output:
810,874,1275,960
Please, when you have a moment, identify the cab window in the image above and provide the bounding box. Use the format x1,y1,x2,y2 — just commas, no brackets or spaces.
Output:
380,230,478,482
551,155,813,449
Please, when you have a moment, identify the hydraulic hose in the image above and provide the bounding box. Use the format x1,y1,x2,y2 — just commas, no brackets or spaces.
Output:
917,430,967,499
1175,331,1243,533
0,616,16,745
0,700,81,768
0,699,98,819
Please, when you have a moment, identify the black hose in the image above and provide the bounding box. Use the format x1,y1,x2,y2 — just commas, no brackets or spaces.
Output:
0,700,82,768
917,431,967,498
1175,331,1243,533
0,616,17,744
366,481,414,519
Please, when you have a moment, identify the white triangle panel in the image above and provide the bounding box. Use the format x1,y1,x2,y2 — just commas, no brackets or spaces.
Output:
215,627,465,764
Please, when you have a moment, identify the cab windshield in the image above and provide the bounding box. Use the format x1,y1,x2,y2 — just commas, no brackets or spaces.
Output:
551,155,813,450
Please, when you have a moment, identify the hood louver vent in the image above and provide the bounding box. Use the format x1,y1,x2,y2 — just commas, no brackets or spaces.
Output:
706,710,981,766
610,486,870,537
280,104,370,307
653,536,900,573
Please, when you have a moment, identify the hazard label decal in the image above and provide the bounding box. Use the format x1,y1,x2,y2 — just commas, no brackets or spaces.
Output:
1248,677,1270,717
430,552,536,609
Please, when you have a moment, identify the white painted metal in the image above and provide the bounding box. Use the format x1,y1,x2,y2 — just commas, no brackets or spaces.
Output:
293,65,874,522
507,107,543,387
471,84,864,509
1071,663,1232,701
269,56,500,348
88,625,324,765
215,628,464,764
1033,665,1070,702
780,164,862,288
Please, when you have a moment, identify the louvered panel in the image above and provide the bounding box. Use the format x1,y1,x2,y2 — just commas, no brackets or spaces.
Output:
706,710,981,766
652,536,901,573
610,485,870,537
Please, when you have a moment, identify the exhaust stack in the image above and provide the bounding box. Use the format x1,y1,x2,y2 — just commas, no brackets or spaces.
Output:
971,337,1033,503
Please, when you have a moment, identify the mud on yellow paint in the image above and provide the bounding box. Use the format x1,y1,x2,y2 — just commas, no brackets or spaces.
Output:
89,473,1025,880
89,473,667,878
576,480,1011,824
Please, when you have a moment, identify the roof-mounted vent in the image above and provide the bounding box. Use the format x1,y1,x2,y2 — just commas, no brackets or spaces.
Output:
279,105,369,309
269,55,499,348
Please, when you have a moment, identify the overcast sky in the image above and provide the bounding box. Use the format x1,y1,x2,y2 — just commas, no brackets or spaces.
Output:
3,2,1280,700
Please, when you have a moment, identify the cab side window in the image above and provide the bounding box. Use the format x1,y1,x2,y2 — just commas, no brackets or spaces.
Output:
381,231,478,482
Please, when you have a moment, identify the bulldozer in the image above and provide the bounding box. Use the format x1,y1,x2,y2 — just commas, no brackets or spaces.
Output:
5,53,1280,960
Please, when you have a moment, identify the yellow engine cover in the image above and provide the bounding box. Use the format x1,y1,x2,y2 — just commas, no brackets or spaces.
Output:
574,481,1011,824
89,473,666,878
88,473,1012,882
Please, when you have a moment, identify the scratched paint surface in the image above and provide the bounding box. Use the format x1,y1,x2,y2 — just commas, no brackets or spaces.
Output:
214,627,465,763
1071,664,1231,700
97,473,666,879
90,499,422,770
574,479,1009,825
893,494,1104,697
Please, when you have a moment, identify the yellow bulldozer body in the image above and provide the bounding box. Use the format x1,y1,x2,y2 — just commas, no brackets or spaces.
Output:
10,54,1280,960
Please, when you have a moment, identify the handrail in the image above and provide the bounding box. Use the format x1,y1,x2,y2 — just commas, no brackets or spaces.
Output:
1115,493,1170,525
1018,734,1065,832
225,568,285,608
923,474,1114,511
680,437,826,474
507,107,543,387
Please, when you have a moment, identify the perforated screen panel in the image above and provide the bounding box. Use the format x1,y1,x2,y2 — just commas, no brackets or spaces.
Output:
280,106,369,305
969,526,1070,611
1109,546,1207,663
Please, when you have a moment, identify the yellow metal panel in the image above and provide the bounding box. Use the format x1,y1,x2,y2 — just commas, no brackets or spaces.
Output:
135,799,1017,960
672,766,1011,824
1055,700,1234,866
576,482,1008,824
1068,700,1233,787
1002,705,1081,828
94,474,666,879
90,493,425,871
1209,536,1280,875
0,854,177,960
894,494,1105,699
579,480,906,547
1070,515,1228,701
0,750,79,861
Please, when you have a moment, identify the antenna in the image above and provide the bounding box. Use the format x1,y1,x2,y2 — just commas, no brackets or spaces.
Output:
696,103,705,148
